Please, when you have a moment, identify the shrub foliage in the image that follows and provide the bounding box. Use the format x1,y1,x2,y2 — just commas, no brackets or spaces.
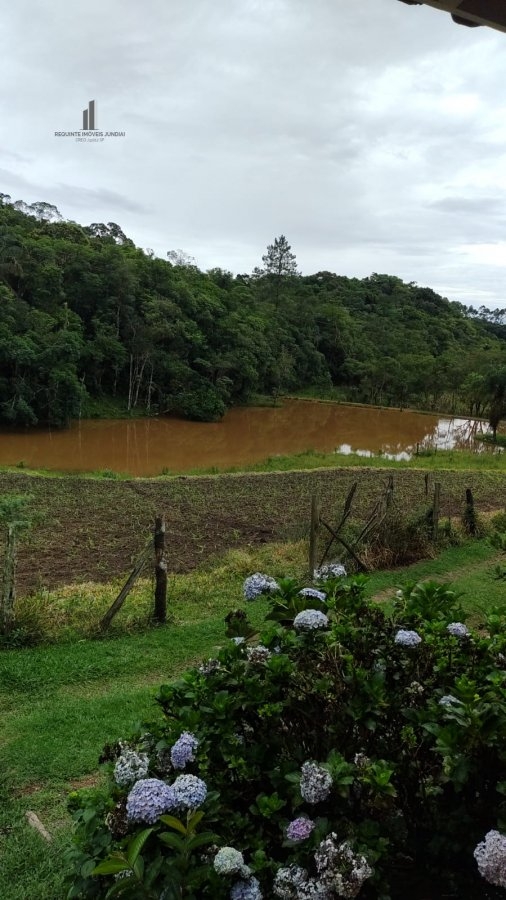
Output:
66,573,506,899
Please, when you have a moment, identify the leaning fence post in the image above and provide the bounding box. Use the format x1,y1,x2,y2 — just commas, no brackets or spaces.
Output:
154,515,167,623
309,495,320,579
432,482,441,541
100,536,152,630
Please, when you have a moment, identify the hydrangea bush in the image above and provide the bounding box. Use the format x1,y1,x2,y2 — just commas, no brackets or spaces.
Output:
66,573,506,899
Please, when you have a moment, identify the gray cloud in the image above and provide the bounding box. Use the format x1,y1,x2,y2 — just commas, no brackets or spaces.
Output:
1,0,506,307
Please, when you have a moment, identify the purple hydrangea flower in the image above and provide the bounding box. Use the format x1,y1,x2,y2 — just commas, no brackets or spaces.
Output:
126,778,177,824
172,774,207,810
286,816,315,842
294,609,329,632
243,573,280,601
300,761,333,803
394,629,422,647
447,622,470,638
474,830,506,888
230,876,263,899
170,732,199,769
299,588,327,603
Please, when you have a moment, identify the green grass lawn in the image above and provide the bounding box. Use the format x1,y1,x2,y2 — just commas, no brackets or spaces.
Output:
1,537,506,899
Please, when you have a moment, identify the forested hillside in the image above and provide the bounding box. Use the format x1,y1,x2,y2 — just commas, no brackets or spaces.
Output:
1,193,505,426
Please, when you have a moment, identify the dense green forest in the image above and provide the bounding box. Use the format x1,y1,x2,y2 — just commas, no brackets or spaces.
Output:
1,193,506,427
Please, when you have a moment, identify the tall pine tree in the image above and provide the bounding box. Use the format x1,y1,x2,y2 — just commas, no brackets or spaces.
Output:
255,235,298,303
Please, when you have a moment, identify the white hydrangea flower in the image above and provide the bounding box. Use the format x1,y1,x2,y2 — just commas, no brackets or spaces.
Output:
246,644,272,663
114,745,149,787
213,846,247,876
198,658,221,675
300,761,333,803
394,629,422,647
294,609,329,632
313,563,347,582
474,830,506,887
273,865,310,898
353,753,370,769
447,622,470,638
315,834,373,898
439,694,460,707
299,588,327,603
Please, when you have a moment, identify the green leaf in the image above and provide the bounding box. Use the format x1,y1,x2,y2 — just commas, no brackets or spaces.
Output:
92,858,131,876
156,880,183,900
126,827,154,866
133,855,144,880
80,859,98,878
105,877,137,898
186,831,218,851
158,832,186,852
187,810,204,833
159,815,187,835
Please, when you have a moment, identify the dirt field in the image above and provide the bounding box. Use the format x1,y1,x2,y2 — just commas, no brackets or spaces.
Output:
0,467,505,595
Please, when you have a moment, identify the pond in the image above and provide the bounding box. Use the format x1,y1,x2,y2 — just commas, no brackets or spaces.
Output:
0,400,490,477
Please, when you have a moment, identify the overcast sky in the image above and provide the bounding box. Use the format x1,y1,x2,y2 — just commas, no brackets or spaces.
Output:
1,0,506,308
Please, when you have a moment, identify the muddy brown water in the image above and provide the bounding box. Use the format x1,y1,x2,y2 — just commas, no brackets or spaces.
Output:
0,400,489,477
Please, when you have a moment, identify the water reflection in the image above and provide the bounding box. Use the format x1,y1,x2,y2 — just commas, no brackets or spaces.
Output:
336,415,493,462
336,445,412,462
0,401,494,477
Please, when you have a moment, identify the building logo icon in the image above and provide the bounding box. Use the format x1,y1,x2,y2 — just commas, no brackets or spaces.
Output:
82,100,96,131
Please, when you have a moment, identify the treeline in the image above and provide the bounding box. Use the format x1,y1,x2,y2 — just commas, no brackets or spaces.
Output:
0,194,505,427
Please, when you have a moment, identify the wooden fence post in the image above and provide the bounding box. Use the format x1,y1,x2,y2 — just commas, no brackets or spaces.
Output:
464,487,477,535
309,495,320,579
0,524,16,636
424,473,429,497
432,482,441,541
154,515,167,623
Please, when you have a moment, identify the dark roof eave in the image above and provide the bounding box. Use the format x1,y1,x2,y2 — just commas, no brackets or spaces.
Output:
397,1,506,34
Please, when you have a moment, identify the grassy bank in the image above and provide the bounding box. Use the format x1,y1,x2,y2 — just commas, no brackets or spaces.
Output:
184,446,506,475
476,433,506,449
1,537,505,899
